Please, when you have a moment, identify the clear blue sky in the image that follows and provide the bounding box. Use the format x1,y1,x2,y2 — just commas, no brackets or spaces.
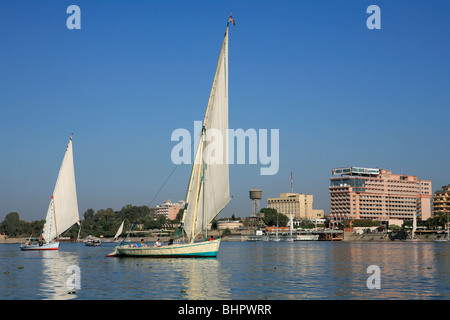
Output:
1,0,449,222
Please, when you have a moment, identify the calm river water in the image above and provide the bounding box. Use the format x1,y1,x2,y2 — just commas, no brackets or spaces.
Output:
0,241,449,300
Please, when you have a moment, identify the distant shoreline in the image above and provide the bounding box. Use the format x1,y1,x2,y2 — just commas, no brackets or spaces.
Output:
1,234,447,244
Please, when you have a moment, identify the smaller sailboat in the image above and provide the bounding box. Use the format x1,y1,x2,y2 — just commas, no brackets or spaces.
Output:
403,213,419,242
113,220,125,242
20,135,80,251
272,213,281,241
285,213,294,242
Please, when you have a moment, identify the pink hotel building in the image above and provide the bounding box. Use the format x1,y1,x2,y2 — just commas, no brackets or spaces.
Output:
329,167,432,224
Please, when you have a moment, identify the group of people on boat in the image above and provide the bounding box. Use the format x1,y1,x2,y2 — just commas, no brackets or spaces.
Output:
23,235,46,247
136,238,162,247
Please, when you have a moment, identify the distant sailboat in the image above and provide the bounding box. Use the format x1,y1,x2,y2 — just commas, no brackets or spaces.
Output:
20,135,80,251
286,213,294,242
403,213,418,242
272,213,281,242
113,220,125,242
107,17,233,258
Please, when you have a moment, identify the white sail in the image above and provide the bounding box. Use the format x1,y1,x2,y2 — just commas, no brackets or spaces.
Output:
41,136,80,243
412,213,417,239
290,213,293,236
182,27,231,243
114,220,125,240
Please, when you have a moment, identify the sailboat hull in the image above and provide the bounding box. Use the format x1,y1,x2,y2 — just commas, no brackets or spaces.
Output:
20,242,59,251
110,239,221,258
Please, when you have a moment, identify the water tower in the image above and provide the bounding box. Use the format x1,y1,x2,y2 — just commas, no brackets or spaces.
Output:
249,188,262,217
249,188,264,227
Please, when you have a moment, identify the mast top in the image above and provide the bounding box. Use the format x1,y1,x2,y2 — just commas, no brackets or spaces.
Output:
227,12,235,27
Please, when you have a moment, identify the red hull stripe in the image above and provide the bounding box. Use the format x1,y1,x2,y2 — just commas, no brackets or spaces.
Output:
21,248,58,251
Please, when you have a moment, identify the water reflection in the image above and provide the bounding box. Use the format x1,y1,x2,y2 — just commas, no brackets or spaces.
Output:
220,242,331,299
176,258,231,300
219,242,449,300
329,242,446,299
1,242,448,299
97,253,231,300
39,250,80,300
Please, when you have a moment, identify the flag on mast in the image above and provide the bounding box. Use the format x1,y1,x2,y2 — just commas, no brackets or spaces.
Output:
228,13,236,26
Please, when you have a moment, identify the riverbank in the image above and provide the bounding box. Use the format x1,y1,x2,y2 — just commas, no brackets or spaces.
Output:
0,230,225,244
343,231,448,242
1,230,447,243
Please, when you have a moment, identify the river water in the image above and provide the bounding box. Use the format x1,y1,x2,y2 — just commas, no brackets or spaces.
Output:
0,241,449,300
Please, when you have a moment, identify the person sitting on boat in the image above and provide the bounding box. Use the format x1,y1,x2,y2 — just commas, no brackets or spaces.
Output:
140,239,146,247
208,236,214,241
154,239,161,247
168,238,173,246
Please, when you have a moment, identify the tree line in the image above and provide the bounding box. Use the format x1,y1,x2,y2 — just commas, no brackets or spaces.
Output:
2,206,447,238
0,206,291,239
0,204,178,239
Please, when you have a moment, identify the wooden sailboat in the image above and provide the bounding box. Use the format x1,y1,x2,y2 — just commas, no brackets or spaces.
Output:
403,212,418,242
113,220,125,242
286,213,294,242
107,18,233,258
273,214,281,241
20,135,80,251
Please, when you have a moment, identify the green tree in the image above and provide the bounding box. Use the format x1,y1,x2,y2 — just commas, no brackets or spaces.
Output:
298,219,316,229
83,208,95,220
260,208,289,227
222,228,232,237
211,219,218,230
176,209,184,222
0,212,22,237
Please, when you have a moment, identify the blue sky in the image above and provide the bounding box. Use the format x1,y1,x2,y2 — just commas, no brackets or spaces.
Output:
1,0,449,222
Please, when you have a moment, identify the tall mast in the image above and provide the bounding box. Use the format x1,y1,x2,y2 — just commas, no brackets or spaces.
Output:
183,24,230,242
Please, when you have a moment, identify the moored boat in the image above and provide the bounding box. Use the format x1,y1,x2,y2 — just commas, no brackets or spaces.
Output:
84,235,101,246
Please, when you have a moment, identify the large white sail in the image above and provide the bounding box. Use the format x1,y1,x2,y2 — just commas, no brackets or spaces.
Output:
183,27,231,243
42,136,80,243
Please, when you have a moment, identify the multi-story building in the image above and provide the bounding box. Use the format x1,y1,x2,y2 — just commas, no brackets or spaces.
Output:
156,200,185,220
267,193,324,220
433,185,450,215
329,167,432,224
